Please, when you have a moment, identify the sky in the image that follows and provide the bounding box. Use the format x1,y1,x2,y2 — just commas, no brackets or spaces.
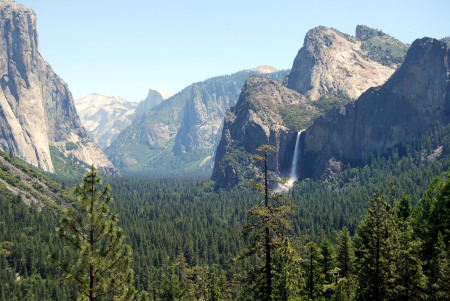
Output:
14,0,450,102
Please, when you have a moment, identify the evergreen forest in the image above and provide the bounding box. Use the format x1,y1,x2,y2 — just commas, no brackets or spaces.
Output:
1,124,450,300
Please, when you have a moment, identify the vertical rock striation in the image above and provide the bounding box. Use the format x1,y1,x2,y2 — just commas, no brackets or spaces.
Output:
0,0,115,173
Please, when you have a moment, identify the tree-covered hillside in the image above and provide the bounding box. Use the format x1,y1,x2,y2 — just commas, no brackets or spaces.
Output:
1,124,450,299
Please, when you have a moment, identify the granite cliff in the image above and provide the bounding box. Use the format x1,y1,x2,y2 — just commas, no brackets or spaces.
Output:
212,76,318,189
0,0,115,173
135,89,173,118
298,38,450,179
105,67,289,174
211,26,408,188
287,25,408,101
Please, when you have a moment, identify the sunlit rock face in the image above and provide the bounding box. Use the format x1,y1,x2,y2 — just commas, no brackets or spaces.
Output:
0,0,115,172
287,25,407,101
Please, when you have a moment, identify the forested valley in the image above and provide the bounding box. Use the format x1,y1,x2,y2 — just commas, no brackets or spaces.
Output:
1,124,450,300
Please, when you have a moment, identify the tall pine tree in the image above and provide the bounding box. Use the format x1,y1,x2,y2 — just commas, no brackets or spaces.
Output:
52,166,139,300
236,145,294,300
393,194,427,300
353,189,398,301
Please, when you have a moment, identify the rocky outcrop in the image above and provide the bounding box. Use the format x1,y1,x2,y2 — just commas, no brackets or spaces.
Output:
135,89,172,118
106,67,289,174
298,38,450,179
212,76,318,189
287,26,408,101
0,0,115,173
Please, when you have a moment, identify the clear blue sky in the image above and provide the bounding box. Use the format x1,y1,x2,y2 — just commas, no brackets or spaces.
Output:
15,0,450,102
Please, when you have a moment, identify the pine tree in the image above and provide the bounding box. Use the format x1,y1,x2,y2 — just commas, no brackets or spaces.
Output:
272,237,304,300
236,145,294,300
392,194,427,300
319,236,336,284
335,226,356,299
429,232,450,300
303,242,323,300
414,174,450,262
51,166,138,300
353,189,398,301
158,265,182,301
336,227,354,279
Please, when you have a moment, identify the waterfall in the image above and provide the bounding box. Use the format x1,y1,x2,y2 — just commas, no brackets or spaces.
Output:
289,130,303,181
276,130,304,193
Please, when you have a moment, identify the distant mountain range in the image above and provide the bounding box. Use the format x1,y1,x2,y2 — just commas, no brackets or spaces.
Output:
75,89,172,149
104,67,289,174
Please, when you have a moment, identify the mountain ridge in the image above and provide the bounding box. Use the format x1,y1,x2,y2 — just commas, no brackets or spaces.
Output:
286,25,408,100
75,89,172,149
105,67,289,174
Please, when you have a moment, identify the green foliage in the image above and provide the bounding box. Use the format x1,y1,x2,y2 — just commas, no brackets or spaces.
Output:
336,227,354,280
52,167,137,300
0,182,76,300
312,95,351,114
413,172,450,259
429,232,450,300
319,236,336,285
303,241,324,300
278,105,318,131
394,218,427,300
65,141,79,151
0,151,75,209
360,37,408,68
49,145,90,178
237,145,295,300
1,124,450,299
354,190,399,300
272,237,304,300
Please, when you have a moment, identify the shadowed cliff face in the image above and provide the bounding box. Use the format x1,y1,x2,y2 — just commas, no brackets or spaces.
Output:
287,26,408,101
299,38,450,179
0,1,115,173
212,76,318,189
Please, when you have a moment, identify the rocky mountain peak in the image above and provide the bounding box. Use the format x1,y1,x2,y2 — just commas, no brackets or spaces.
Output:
248,65,279,74
75,94,138,149
299,37,449,179
0,0,115,173
286,25,407,101
135,89,171,118
155,89,173,100
384,37,449,109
